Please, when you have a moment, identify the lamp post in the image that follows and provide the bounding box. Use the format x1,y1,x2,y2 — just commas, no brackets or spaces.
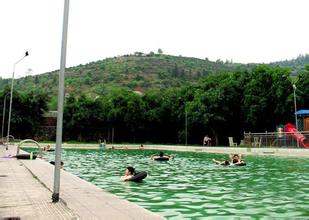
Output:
52,0,70,203
6,51,29,149
292,84,299,148
2,93,9,142
185,104,188,146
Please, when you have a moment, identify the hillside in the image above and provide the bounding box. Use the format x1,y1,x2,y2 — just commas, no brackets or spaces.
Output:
270,54,309,75
0,53,244,97
1,53,308,99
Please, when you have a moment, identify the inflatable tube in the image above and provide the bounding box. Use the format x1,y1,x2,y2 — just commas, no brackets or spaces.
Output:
16,154,37,160
215,161,246,166
153,157,170,161
234,162,246,166
128,171,147,182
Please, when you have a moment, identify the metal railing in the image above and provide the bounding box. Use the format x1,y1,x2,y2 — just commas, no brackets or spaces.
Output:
16,139,43,157
244,131,309,148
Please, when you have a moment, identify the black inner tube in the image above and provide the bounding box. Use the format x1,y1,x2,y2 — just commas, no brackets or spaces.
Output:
234,162,246,166
128,171,147,182
16,154,37,160
154,157,170,161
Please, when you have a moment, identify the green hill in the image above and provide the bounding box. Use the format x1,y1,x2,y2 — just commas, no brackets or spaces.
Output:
1,52,308,101
270,54,309,75
0,53,244,97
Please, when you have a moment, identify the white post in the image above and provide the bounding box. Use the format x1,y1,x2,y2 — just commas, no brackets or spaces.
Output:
293,84,299,148
6,51,29,150
1,94,9,141
52,0,70,203
112,128,114,145
185,106,188,146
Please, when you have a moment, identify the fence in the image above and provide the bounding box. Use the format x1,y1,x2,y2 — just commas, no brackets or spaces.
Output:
244,131,309,148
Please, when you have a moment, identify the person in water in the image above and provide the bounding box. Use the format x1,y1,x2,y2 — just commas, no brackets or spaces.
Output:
230,154,246,165
120,166,136,181
213,154,245,166
212,159,230,166
50,161,64,169
43,145,51,151
151,151,174,160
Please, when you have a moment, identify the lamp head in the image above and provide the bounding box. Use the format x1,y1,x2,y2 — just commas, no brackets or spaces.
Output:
25,51,29,57
293,84,296,90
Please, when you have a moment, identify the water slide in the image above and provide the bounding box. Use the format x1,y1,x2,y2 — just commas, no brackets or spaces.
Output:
284,123,309,148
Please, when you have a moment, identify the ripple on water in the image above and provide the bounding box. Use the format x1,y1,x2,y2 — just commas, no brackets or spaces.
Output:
25,148,309,219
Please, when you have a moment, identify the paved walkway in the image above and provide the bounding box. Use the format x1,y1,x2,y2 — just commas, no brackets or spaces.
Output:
0,146,78,219
0,145,164,220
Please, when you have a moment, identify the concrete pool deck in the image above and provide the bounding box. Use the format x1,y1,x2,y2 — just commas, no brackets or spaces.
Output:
21,142,309,157
0,146,77,219
0,145,164,220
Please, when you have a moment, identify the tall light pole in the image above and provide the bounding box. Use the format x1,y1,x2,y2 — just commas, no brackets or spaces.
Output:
2,93,10,142
6,51,29,149
292,84,299,148
52,0,70,203
185,104,188,146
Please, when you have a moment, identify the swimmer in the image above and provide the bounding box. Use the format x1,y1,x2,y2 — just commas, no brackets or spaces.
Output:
213,154,246,166
50,161,64,169
120,166,135,181
139,144,144,149
43,145,51,151
212,159,230,166
151,151,174,161
230,154,246,166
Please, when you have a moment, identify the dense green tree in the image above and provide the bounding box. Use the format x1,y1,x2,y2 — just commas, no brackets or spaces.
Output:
296,67,309,109
63,95,106,141
1,62,307,145
0,87,48,139
243,65,293,132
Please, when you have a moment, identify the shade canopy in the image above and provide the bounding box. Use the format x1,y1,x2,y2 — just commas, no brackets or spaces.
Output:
295,109,309,115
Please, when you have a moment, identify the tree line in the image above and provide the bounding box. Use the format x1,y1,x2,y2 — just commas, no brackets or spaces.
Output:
1,65,308,145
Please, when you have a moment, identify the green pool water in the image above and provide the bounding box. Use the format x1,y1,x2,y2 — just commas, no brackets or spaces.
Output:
26,148,309,219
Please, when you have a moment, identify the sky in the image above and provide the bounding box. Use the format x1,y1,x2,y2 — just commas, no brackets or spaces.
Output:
1,0,309,79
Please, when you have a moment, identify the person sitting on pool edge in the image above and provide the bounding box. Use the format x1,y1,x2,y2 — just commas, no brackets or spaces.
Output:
151,151,174,160
120,166,136,181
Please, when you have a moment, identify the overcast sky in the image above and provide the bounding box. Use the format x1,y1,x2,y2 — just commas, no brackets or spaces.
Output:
1,0,309,79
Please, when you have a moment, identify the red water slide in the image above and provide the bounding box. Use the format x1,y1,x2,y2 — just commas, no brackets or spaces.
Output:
284,123,309,148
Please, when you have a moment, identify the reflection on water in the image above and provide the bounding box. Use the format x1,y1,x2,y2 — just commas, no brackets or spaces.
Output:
30,148,309,219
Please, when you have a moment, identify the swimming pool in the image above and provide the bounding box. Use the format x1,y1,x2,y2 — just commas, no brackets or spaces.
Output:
29,148,309,219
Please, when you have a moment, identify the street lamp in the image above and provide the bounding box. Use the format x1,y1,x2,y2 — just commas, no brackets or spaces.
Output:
292,84,299,148
2,93,10,142
6,51,29,149
185,104,188,146
52,0,70,203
